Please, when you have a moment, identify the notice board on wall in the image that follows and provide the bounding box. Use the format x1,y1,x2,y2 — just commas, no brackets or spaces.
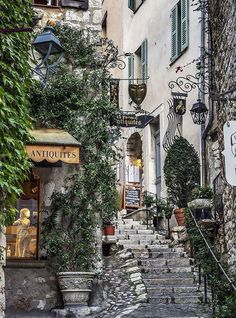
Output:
124,187,141,208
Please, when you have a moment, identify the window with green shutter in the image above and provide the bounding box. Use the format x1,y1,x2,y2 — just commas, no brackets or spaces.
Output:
141,39,148,83
170,0,189,62
128,55,134,103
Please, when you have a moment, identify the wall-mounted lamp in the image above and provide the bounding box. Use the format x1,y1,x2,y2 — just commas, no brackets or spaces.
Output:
32,20,63,84
190,99,208,125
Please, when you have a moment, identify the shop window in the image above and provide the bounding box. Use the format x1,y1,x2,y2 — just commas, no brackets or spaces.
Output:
6,173,40,260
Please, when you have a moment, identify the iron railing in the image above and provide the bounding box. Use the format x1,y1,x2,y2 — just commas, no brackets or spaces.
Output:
189,208,236,312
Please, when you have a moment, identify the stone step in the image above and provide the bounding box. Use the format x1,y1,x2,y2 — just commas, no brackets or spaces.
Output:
143,277,195,286
117,303,212,318
118,239,154,246
148,294,203,304
142,271,194,279
133,251,187,259
140,266,193,277
138,258,191,267
128,234,158,240
147,286,199,295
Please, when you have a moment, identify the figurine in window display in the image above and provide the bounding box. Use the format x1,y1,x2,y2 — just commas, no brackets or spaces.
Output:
13,208,31,257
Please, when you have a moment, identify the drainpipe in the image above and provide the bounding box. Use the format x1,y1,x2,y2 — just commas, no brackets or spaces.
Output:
201,1,214,185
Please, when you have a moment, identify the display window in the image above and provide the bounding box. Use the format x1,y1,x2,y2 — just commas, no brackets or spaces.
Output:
6,173,40,260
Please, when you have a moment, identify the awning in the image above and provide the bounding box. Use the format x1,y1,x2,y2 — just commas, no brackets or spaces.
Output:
26,129,80,164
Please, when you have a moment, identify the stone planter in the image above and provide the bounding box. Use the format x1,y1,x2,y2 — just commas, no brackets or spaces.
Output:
188,198,212,209
57,272,95,307
188,199,213,220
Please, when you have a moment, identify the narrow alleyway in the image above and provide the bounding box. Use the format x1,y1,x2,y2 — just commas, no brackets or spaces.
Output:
91,217,212,318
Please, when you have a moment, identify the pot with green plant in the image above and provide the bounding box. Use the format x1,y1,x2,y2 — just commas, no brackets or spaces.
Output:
188,185,213,220
41,176,96,308
164,137,200,226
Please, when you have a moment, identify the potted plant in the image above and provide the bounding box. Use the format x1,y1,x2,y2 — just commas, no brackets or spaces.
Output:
164,137,200,226
41,177,96,308
188,185,213,220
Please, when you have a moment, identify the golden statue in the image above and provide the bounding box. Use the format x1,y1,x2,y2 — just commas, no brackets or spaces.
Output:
13,208,31,257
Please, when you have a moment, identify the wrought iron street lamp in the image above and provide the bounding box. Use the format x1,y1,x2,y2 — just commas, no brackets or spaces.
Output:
32,22,63,84
190,99,208,125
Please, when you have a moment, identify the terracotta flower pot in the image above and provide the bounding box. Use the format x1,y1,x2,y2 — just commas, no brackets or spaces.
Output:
174,208,185,226
104,225,115,236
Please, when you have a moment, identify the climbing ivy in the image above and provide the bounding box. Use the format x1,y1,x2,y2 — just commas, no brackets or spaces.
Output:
0,1,33,225
29,25,122,271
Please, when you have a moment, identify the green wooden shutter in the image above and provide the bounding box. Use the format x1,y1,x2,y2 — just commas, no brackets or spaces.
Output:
128,0,135,11
141,39,148,83
171,4,178,61
180,0,189,52
128,55,134,103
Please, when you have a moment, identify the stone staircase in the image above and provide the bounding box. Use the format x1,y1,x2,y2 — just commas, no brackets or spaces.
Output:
115,218,211,318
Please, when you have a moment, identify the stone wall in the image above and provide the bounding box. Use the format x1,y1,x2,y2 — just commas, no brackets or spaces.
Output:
34,0,102,32
208,0,236,270
5,264,60,314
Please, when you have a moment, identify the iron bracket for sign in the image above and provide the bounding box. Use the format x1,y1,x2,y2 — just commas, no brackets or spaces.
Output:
168,71,209,95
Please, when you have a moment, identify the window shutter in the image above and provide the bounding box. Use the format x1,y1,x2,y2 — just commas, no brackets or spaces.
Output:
128,0,135,11
171,4,178,61
61,0,88,10
180,0,189,52
128,55,134,103
141,38,148,83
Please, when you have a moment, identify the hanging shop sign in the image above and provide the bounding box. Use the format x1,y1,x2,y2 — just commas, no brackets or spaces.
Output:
26,145,80,164
128,84,147,106
173,97,186,115
111,112,154,128
124,187,141,208
222,121,236,186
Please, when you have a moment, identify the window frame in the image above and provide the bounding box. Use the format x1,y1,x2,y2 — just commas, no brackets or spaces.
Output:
128,0,146,14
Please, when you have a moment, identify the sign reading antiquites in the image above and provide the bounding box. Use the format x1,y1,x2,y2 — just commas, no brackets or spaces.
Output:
26,145,80,164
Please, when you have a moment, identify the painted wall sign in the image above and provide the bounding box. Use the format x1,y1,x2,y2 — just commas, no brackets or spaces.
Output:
124,187,141,208
222,121,236,186
26,145,80,164
173,98,186,115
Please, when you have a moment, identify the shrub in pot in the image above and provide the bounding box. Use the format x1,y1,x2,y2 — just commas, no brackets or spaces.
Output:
163,137,200,225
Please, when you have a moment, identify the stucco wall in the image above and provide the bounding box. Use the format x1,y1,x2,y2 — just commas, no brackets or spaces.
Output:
103,0,202,198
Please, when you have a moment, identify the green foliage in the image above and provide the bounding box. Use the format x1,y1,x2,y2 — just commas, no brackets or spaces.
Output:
163,137,200,208
0,1,33,225
29,26,121,271
186,209,236,317
192,185,213,200
160,199,174,219
142,191,156,208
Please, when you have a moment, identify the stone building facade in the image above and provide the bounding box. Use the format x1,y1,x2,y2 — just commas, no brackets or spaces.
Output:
206,0,236,270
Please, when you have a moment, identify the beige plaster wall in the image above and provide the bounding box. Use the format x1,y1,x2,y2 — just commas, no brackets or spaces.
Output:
103,0,204,199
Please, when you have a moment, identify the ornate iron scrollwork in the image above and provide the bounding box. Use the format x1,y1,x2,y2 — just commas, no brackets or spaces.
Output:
163,99,182,152
168,71,209,95
101,38,130,70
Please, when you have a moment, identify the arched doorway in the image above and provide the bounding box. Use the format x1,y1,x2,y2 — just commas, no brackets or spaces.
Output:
126,132,142,184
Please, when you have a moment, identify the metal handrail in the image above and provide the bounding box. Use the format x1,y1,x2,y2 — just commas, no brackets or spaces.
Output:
189,208,236,292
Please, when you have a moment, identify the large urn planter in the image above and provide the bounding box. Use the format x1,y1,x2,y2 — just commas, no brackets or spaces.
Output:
174,208,185,226
57,272,95,307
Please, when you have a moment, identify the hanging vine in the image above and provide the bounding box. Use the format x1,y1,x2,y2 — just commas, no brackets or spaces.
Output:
29,25,122,272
